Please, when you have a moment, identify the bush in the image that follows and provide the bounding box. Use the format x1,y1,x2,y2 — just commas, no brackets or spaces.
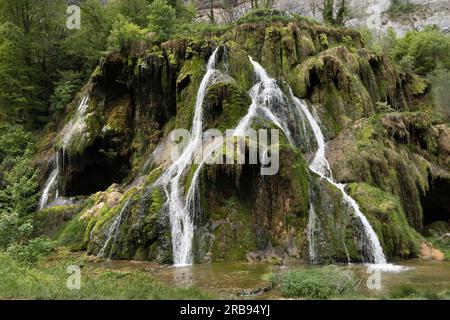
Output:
108,14,148,50
50,71,82,112
387,0,421,19
7,237,55,264
429,67,450,121
0,212,33,249
391,26,450,75
279,266,356,299
147,0,176,42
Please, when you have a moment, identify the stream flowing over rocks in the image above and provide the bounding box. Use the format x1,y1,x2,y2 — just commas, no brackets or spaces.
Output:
36,10,449,268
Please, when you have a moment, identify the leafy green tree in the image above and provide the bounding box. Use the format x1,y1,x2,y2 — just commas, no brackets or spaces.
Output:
108,14,148,50
0,124,38,249
147,0,177,41
0,150,39,217
0,23,39,124
109,0,152,26
50,71,83,113
63,0,113,74
391,26,450,75
321,0,350,26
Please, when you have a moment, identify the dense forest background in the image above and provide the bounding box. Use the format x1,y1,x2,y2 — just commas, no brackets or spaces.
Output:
0,0,449,268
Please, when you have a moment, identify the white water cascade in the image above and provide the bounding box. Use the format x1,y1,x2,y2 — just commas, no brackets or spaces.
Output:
98,200,130,258
290,92,405,270
39,96,90,210
38,153,59,210
60,95,90,172
155,47,222,267
185,56,297,228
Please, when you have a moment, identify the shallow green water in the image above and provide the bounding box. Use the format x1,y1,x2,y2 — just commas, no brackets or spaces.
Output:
94,259,450,299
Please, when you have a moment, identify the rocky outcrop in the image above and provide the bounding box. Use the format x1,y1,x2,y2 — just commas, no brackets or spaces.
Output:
47,12,448,264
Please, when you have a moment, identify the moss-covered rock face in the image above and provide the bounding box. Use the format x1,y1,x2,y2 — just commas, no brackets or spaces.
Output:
346,183,420,259
193,145,310,262
327,112,450,232
42,14,449,265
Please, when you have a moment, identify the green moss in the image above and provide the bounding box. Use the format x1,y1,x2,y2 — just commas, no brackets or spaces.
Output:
347,183,421,258
56,213,89,251
33,205,80,238
203,81,251,132
175,56,204,129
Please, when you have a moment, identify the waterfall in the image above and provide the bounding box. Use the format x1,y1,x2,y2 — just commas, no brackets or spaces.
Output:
39,95,90,210
60,95,90,173
290,92,388,265
307,204,318,263
98,200,130,258
155,47,222,266
185,56,299,230
38,152,60,210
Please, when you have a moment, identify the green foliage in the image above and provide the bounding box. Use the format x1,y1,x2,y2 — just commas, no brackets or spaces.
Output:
390,26,450,75
429,67,450,121
387,0,421,19
279,266,356,299
0,124,38,249
147,0,177,42
321,0,350,26
0,22,40,124
50,71,83,112
6,237,54,264
389,284,419,299
0,212,33,249
108,14,148,50
56,215,88,251
0,151,39,216
109,0,152,26
0,252,214,299
0,125,32,162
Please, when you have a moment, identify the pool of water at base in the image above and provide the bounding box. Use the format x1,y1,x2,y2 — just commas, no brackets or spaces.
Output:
92,258,450,299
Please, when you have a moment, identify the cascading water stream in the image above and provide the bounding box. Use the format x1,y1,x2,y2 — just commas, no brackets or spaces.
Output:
39,96,90,210
290,92,391,266
98,200,130,258
155,47,222,267
186,56,296,221
38,155,59,210
185,55,395,269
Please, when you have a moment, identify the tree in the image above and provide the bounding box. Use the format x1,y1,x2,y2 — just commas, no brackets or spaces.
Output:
0,23,39,124
391,26,450,75
107,14,148,50
109,0,152,26
320,0,350,26
147,0,176,42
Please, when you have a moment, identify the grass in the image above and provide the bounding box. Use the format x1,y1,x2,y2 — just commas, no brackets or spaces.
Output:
275,266,357,299
0,251,214,300
387,1,421,19
388,284,448,300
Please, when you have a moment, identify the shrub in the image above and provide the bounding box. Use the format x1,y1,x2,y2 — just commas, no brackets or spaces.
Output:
107,14,148,50
429,67,450,121
391,26,450,75
389,284,419,299
387,0,421,19
7,237,55,264
50,71,82,112
147,0,176,42
280,266,356,299
0,212,33,249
